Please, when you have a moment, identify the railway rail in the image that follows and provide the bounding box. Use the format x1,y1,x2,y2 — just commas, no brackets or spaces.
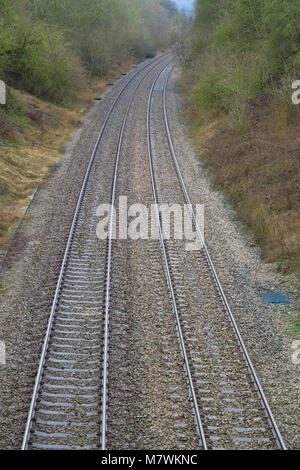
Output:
21,52,174,450
146,62,286,450
21,52,286,450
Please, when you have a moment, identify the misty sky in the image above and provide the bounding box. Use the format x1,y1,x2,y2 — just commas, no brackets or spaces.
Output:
173,0,194,11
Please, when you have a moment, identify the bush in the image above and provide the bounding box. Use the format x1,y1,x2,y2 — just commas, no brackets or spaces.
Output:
1,0,177,104
30,0,177,78
0,1,83,104
193,49,267,122
14,22,83,103
189,0,300,119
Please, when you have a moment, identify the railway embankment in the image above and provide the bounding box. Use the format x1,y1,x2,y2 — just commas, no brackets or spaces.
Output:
180,75,300,340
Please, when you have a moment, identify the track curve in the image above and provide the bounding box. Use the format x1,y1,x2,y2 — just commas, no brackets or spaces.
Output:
22,52,174,450
146,62,286,450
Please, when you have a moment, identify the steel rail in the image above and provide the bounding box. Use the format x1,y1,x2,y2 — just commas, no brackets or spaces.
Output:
101,54,175,450
147,62,208,450
162,64,287,450
21,51,173,450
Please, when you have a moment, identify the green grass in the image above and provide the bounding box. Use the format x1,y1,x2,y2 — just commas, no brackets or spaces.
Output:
289,311,300,339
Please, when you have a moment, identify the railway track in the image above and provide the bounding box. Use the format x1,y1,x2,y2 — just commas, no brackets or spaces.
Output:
146,63,286,450
21,52,174,450
21,52,286,451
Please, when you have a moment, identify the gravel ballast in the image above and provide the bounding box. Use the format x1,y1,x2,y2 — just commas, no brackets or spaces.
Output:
0,58,159,449
166,67,300,449
0,60,298,450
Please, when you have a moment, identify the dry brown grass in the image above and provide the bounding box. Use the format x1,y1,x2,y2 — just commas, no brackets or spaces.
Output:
180,77,300,274
0,78,107,250
0,56,139,252
0,91,81,248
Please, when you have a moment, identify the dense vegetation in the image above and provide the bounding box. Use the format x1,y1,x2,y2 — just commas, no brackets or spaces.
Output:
0,0,179,104
186,0,300,122
182,0,300,277
0,0,181,248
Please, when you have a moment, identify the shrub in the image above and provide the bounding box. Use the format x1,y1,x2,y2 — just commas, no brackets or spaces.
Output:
1,0,177,104
0,1,83,104
193,49,267,123
13,21,83,103
189,0,300,119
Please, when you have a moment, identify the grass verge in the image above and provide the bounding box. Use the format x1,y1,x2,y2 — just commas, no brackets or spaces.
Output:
180,72,300,276
0,58,135,253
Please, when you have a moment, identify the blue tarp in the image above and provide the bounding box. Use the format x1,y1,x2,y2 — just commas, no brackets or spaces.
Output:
260,292,290,304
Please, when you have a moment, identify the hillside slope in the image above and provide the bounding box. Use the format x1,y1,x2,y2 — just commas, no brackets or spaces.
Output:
181,0,300,277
